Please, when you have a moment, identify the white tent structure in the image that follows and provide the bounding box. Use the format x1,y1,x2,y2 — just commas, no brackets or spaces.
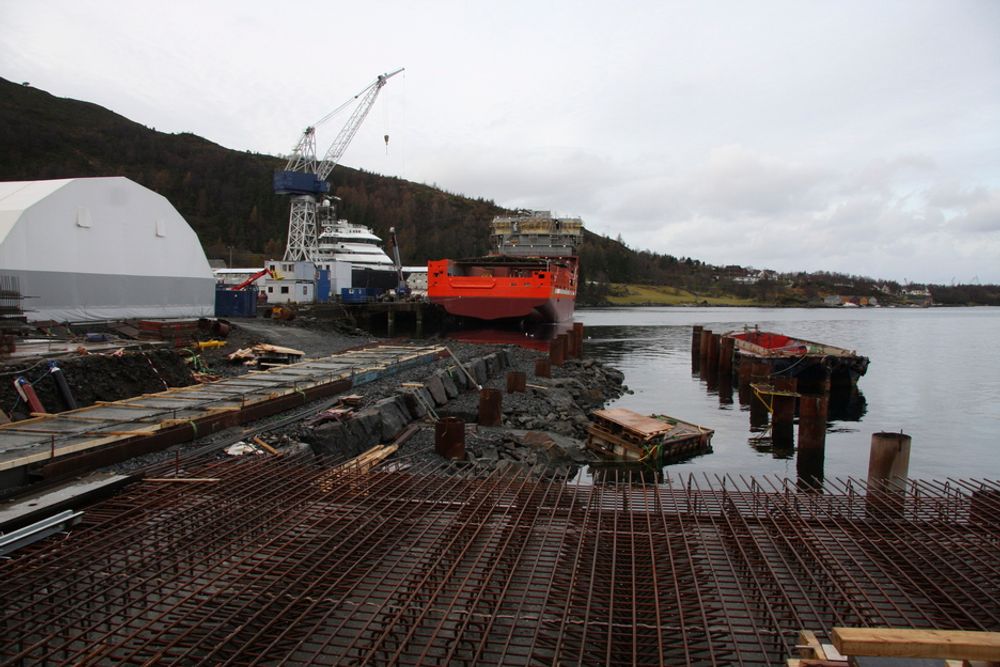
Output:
0,177,214,322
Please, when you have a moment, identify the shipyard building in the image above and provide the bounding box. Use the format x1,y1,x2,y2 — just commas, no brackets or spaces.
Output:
0,177,214,322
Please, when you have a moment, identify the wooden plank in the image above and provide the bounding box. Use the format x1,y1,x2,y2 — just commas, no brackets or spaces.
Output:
591,408,675,439
797,629,828,660
252,436,279,456
831,627,1000,661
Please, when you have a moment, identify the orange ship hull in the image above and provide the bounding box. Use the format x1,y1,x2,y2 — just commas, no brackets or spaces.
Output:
427,257,577,323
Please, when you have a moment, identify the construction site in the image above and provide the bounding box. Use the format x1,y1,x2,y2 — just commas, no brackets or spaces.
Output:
2,450,998,665
1,72,998,665
0,319,997,666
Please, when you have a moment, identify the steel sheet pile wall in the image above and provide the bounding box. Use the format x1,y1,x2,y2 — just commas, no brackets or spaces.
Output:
0,457,998,665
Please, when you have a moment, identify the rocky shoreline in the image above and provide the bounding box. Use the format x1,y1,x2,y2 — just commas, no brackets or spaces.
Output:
298,342,628,477
1,318,630,481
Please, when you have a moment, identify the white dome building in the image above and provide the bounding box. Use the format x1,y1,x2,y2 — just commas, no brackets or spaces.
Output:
0,177,214,322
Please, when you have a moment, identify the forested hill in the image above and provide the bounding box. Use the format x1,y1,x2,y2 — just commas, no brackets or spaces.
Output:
0,76,505,266
0,77,725,298
3,77,998,306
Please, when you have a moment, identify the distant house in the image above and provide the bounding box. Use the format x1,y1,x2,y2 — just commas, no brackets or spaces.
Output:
823,295,842,306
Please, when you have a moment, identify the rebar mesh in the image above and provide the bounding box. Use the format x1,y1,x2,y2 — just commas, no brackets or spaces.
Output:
1,454,997,666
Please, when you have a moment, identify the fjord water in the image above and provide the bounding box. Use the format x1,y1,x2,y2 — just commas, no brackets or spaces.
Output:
575,307,1000,479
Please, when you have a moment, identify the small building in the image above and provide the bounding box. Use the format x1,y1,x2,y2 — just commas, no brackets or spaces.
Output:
262,259,321,304
0,177,214,322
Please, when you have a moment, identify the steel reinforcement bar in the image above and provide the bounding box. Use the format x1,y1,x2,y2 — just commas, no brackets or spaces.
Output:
0,461,997,666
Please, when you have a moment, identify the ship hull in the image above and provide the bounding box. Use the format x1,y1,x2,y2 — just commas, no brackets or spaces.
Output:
431,293,575,322
427,258,577,323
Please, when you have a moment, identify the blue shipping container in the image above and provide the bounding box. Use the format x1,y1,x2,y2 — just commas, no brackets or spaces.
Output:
215,287,258,318
341,287,382,304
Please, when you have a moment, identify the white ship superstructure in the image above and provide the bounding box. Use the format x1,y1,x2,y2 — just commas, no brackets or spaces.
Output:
314,220,395,271
311,219,398,288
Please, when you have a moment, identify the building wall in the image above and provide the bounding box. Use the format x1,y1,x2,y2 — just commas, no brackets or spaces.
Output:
0,177,214,322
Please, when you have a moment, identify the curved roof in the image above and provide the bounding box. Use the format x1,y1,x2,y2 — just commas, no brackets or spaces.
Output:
0,177,214,322
0,177,211,278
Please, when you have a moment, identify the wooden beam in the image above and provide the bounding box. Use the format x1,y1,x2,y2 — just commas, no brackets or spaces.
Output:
252,436,279,455
831,627,1000,661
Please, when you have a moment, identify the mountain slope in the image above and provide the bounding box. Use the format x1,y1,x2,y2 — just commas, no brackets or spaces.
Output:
0,77,503,266
8,78,995,305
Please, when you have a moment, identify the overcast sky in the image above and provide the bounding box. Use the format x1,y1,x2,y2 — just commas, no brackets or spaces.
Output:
3,1,998,283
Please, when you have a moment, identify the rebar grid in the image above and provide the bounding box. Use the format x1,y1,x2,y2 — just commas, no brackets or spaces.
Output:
1,458,997,666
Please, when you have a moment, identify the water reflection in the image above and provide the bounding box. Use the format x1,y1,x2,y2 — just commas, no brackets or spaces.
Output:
578,307,1000,480
583,318,881,481
444,320,573,352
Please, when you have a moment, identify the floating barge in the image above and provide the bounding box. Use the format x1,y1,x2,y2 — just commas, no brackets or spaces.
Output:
428,211,582,323
726,328,869,391
586,407,713,463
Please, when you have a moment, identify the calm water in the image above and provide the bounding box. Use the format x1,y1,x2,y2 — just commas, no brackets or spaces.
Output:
574,306,1000,480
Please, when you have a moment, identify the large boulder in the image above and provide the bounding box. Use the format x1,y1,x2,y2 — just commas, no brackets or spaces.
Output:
470,358,488,386
435,369,459,399
424,375,448,406
375,395,410,441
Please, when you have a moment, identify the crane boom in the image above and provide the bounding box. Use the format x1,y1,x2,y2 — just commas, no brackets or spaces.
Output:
317,68,402,181
275,69,404,261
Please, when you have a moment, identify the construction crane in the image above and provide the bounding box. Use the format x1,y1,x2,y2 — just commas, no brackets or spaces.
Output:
387,226,409,297
275,68,404,261
228,267,276,291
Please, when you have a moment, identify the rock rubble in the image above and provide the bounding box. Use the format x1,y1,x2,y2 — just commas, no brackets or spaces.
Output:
302,345,628,477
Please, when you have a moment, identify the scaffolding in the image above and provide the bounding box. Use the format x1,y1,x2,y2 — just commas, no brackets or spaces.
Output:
0,454,997,665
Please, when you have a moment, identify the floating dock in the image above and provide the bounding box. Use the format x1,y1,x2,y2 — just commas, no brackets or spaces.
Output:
2,455,995,665
0,344,445,488
726,328,869,393
586,407,713,463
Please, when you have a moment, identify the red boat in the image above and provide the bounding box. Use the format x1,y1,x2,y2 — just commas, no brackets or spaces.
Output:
428,211,583,323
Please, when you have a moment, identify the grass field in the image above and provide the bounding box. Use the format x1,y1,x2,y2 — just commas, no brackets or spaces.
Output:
604,284,758,306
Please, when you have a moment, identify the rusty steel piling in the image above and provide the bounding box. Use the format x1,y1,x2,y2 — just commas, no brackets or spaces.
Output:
699,328,712,372
478,388,503,427
549,337,565,367
770,376,798,451
434,417,466,459
718,334,735,378
691,324,703,373
797,393,829,485
506,370,527,393
867,431,912,518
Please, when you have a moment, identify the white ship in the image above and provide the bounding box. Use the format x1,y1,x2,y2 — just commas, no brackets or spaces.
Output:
311,219,399,289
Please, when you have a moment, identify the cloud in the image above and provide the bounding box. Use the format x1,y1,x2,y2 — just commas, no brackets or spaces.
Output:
574,145,1000,282
943,188,1000,234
